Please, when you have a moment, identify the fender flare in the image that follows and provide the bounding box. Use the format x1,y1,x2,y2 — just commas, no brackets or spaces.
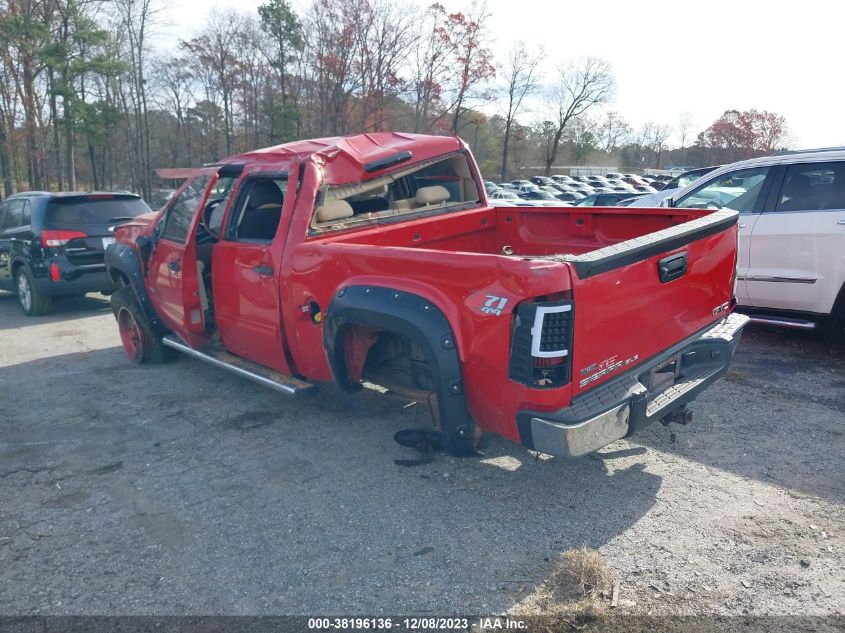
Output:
104,242,165,333
324,285,477,455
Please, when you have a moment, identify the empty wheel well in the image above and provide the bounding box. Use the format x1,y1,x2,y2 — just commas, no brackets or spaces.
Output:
325,286,477,455
342,326,441,429
360,330,437,393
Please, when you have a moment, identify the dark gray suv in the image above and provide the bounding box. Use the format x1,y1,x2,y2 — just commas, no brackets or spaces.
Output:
0,192,151,315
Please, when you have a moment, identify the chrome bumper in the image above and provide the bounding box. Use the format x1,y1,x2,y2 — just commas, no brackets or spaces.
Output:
521,312,750,458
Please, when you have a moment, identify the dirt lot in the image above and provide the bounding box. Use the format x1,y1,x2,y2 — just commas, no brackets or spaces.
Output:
0,291,843,619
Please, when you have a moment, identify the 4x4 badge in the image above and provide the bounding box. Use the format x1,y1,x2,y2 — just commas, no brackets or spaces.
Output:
481,295,508,316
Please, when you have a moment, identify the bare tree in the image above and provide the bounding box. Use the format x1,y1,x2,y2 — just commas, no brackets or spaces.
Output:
598,110,631,155
499,40,542,181
181,9,247,157
678,111,693,150
302,0,370,136
152,56,194,165
650,123,671,168
637,121,672,169
113,0,160,197
357,0,417,132
409,3,454,133
541,56,614,175
446,1,494,134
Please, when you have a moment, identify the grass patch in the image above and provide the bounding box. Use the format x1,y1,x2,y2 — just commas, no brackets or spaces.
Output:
514,547,614,630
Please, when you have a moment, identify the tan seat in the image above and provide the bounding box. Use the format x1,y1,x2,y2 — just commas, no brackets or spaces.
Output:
415,185,450,206
394,199,413,210
316,199,354,222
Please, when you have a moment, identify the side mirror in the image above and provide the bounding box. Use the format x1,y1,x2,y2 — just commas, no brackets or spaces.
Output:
663,196,675,208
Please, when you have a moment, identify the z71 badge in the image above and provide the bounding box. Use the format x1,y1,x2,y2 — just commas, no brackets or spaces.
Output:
481,295,508,316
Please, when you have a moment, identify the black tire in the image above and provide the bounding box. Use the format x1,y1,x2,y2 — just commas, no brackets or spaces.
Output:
110,286,172,363
15,266,51,316
822,285,845,341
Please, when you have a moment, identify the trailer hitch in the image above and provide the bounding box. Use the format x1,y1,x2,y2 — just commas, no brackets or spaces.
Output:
661,406,693,426
660,406,692,443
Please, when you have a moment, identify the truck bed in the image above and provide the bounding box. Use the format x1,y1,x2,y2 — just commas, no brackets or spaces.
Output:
310,203,739,407
325,204,733,264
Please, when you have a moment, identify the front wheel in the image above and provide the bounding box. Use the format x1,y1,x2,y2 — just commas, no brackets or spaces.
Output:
15,267,51,316
111,286,172,363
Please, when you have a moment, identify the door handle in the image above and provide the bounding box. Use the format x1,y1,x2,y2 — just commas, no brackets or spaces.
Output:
738,222,746,229
252,265,273,276
837,219,845,225
168,261,181,273
658,251,688,283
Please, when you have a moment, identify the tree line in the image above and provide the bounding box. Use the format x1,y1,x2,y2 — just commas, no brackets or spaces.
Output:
0,0,792,201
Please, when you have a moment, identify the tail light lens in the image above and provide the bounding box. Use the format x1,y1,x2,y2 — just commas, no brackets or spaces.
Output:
509,297,574,389
42,229,87,248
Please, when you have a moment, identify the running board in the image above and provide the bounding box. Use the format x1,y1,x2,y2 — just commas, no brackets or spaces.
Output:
161,335,318,400
747,316,817,330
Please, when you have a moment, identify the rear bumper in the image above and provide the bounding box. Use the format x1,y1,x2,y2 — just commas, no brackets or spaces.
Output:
516,312,750,458
30,258,116,296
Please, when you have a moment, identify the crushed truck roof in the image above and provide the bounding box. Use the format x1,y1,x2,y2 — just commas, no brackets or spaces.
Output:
218,132,466,184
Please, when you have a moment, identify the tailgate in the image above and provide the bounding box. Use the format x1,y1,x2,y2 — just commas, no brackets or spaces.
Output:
565,209,738,397
64,228,116,266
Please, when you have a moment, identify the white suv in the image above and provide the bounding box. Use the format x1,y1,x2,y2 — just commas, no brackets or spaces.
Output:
666,148,845,332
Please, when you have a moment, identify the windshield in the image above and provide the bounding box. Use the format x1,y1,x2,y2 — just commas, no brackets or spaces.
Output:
675,167,769,212
667,167,715,190
45,196,151,227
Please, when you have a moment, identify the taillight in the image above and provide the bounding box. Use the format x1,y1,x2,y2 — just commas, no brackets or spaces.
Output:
509,297,574,389
42,229,87,247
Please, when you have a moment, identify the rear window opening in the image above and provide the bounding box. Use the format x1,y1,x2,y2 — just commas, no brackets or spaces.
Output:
311,153,482,232
45,196,151,227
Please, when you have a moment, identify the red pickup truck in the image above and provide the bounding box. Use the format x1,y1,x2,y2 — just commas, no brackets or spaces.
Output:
105,133,748,458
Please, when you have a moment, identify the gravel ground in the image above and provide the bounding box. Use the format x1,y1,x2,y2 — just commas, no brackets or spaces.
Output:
0,291,843,617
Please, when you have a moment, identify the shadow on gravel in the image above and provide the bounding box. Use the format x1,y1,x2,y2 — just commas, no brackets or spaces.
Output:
631,323,845,504
0,291,111,330
0,348,661,614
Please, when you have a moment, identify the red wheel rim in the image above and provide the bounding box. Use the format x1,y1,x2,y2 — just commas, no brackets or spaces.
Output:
117,308,144,363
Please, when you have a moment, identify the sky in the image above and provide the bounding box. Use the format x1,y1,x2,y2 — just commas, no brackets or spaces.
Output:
159,0,845,149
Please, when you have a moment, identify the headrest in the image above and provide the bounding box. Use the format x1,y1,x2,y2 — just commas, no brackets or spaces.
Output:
248,180,282,208
415,185,450,206
316,199,354,223
783,175,811,199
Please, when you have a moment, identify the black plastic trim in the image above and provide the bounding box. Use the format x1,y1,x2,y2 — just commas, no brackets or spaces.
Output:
562,209,738,279
324,285,477,456
364,151,413,173
104,242,165,333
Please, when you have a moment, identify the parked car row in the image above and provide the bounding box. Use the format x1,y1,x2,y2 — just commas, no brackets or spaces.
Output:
484,174,659,207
